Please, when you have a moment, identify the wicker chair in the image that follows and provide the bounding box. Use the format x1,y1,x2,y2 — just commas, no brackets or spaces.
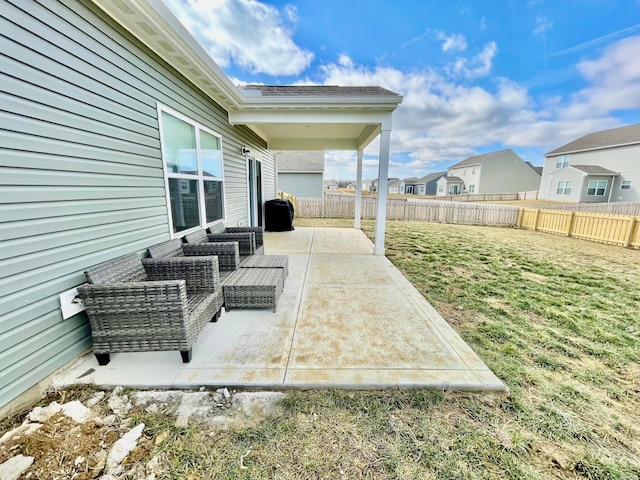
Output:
78,252,223,366
212,224,265,249
184,228,262,259
148,238,240,281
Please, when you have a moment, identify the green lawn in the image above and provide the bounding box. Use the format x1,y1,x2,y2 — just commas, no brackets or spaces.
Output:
7,220,639,479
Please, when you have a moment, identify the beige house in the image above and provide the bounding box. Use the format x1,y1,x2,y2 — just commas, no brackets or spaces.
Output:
436,149,541,196
540,123,640,203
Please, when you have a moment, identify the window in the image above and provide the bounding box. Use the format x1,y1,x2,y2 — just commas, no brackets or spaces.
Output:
556,180,573,195
438,184,444,192
468,184,475,193
621,180,632,190
587,180,607,196
555,155,570,169
158,106,224,234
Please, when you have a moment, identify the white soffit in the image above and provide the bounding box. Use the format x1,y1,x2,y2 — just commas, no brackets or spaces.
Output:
92,0,401,150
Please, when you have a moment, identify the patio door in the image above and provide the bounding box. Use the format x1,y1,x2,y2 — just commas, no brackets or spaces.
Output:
247,158,263,227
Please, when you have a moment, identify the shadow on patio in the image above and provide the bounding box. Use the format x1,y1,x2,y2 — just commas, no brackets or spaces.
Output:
55,227,506,392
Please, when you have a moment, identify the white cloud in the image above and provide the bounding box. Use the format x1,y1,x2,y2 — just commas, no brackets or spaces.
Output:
316,36,636,178
164,0,313,76
448,42,497,79
436,32,468,52
568,35,640,117
533,15,553,35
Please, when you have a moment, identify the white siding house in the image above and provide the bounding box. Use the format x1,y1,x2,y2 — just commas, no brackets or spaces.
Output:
540,124,640,203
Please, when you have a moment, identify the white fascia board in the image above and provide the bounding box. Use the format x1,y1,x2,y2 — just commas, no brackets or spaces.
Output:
268,138,360,150
545,140,640,157
229,109,391,126
240,95,403,110
92,0,244,108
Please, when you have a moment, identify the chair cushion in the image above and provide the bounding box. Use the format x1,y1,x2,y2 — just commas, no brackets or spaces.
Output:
84,252,147,284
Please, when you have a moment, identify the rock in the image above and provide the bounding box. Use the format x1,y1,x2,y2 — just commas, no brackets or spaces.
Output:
96,414,118,426
0,423,42,445
216,387,231,401
175,392,214,427
108,388,133,417
0,455,34,480
86,391,106,407
28,401,62,422
61,400,91,423
145,404,159,414
154,431,170,446
105,423,145,474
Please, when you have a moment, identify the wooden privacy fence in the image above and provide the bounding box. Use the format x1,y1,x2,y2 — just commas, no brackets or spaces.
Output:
518,208,640,248
433,190,538,202
528,201,640,216
296,195,520,227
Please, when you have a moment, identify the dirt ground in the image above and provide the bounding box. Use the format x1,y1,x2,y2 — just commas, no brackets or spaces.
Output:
0,387,284,479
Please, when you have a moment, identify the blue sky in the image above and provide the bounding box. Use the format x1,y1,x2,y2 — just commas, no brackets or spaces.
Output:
164,0,640,181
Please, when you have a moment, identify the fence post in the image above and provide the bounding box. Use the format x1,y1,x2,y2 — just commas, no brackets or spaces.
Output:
533,209,540,231
566,211,575,237
623,217,637,247
517,208,524,227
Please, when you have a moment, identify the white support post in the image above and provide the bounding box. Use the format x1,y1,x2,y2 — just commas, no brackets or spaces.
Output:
354,149,363,229
374,129,391,255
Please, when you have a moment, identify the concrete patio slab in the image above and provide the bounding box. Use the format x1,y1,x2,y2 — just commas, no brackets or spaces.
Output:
54,227,507,392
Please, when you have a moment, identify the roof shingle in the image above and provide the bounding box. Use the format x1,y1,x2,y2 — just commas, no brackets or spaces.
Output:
243,85,400,97
546,123,640,156
276,151,325,172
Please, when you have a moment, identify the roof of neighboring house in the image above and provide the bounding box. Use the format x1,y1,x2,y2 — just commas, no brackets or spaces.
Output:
276,151,324,172
546,123,640,156
403,177,419,183
324,179,338,185
569,165,618,175
449,148,514,168
442,176,464,182
244,85,399,97
388,178,403,187
417,171,447,183
525,162,543,176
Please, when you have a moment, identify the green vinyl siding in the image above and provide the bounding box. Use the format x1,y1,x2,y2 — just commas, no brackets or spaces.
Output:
278,173,324,198
0,0,274,410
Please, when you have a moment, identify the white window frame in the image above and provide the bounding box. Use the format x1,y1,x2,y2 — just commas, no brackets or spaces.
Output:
556,180,572,195
555,155,570,169
468,184,475,193
587,179,607,196
157,104,226,237
620,180,632,190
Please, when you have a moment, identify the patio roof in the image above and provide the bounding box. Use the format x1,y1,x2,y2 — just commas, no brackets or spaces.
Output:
92,0,403,255
91,1,402,151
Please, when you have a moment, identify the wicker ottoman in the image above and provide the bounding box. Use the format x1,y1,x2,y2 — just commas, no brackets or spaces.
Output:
223,268,284,312
241,254,289,280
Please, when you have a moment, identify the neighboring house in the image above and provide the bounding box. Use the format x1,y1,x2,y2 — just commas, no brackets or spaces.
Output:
324,180,339,190
346,183,356,190
276,151,324,198
436,149,541,196
371,178,400,193
388,178,403,194
0,0,401,412
401,177,419,194
362,179,374,192
436,176,465,195
416,171,447,195
540,123,640,202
